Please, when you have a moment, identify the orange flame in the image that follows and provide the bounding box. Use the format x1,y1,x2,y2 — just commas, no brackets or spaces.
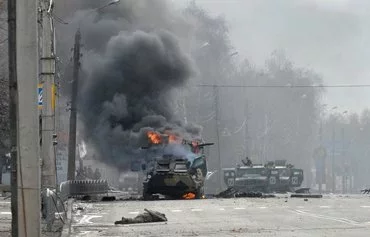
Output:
164,131,182,144
169,134,183,144
182,192,196,199
147,131,161,144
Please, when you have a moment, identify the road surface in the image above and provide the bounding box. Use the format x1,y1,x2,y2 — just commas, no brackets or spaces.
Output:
0,198,10,236
69,194,370,236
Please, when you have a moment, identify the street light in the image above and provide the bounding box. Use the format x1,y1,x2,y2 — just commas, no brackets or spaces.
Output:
328,107,348,193
78,0,121,29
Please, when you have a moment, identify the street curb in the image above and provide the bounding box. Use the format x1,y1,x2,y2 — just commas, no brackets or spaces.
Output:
61,199,74,237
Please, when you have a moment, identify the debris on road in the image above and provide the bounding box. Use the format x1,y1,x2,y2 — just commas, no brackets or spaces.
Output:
215,188,276,198
101,196,116,201
294,188,310,194
361,189,370,194
114,209,167,225
290,194,322,198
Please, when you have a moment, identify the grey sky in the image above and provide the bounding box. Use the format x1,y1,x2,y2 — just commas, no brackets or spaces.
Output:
174,0,370,114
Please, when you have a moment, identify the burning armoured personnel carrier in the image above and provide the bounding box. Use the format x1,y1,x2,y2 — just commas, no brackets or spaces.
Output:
141,131,213,200
223,159,304,193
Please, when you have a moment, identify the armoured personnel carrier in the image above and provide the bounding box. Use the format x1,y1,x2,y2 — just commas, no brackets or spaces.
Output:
223,159,304,193
141,131,213,200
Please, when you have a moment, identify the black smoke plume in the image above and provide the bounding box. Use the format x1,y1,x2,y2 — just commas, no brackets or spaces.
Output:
59,1,201,169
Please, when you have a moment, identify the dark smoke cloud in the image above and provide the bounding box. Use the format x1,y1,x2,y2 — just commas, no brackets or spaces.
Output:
58,0,202,168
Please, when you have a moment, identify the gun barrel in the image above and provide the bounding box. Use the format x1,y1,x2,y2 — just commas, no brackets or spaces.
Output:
199,143,215,147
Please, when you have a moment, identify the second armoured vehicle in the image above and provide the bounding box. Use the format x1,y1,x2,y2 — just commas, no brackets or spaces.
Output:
223,159,304,193
141,131,213,200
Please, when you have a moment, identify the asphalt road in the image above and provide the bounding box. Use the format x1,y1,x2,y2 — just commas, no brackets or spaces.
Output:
69,194,370,237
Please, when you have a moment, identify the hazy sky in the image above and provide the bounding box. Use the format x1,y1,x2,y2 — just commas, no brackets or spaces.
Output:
174,0,370,114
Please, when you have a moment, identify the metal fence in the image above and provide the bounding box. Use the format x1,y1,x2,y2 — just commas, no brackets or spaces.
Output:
43,179,110,230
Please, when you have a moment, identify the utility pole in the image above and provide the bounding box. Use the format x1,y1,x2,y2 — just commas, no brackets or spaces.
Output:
67,29,81,181
213,85,222,192
331,126,336,193
318,121,323,193
341,127,345,193
66,0,121,181
8,0,18,235
14,0,41,235
40,0,57,189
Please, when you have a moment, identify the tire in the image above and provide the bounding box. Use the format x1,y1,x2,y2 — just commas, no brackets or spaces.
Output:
195,187,204,199
142,182,152,201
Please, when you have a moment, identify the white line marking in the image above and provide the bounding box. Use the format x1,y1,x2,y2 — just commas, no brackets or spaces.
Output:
0,212,11,215
293,210,361,226
296,206,304,209
219,208,225,211
319,206,331,208
171,210,183,212
234,207,246,210
361,206,370,208
128,212,139,215
78,215,102,224
258,206,267,209
0,202,10,204
191,209,203,212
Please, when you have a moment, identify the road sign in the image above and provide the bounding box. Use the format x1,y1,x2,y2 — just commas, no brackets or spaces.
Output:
38,83,43,109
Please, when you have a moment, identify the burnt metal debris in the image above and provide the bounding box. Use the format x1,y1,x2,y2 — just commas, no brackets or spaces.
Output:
114,209,167,225
215,187,276,199
361,189,370,194
290,194,323,198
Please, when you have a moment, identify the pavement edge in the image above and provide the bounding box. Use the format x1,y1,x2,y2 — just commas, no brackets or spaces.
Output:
61,199,74,237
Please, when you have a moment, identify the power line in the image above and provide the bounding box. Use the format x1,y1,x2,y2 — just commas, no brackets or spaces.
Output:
195,84,370,88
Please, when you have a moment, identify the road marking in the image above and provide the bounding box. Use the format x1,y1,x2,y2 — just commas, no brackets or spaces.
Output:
219,208,225,211
296,206,304,209
78,215,102,224
234,207,246,210
319,206,331,208
0,212,11,215
361,206,370,208
191,209,203,212
171,210,183,213
293,210,361,226
0,202,10,204
258,206,267,209
128,212,140,215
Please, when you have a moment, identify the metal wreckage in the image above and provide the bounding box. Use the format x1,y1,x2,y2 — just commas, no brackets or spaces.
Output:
135,131,214,200
222,158,305,194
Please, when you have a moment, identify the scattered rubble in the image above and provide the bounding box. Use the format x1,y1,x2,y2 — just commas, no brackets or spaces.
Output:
101,196,116,202
294,188,310,194
215,188,276,199
361,189,370,194
114,209,167,224
291,194,322,198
